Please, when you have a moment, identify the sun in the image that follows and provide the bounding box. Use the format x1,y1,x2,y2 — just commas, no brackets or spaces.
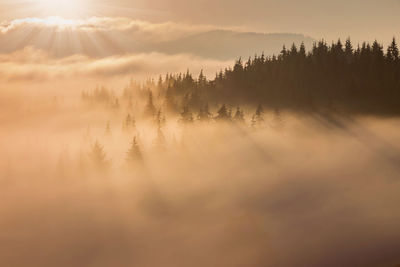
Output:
28,0,90,18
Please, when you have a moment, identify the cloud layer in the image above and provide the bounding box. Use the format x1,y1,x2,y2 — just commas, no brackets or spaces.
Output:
0,17,313,82
0,47,232,82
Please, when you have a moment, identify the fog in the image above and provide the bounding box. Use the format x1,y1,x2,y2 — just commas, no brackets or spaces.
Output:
1,90,400,267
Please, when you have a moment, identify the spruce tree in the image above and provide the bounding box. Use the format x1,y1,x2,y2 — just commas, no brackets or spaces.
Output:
180,106,194,124
144,91,156,117
216,104,231,121
387,37,399,61
126,136,143,163
233,106,245,123
89,141,108,168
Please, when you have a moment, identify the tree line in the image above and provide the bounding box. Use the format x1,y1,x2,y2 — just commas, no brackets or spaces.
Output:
154,38,399,115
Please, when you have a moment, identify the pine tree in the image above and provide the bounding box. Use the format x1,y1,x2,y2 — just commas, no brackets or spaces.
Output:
272,108,284,130
198,103,212,122
198,70,207,87
215,104,231,121
180,106,194,124
233,106,245,123
345,38,353,60
387,37,399,61
126,136,143,163
299,42,306,57
144,91,156,117
155,109,166,129
105,121,111,135
153,127,166,151
89,141,108,168
372,40,384,60
252,104,264,127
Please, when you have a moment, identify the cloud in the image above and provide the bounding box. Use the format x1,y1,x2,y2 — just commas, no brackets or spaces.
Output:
0,47,232,82
0,17,314,60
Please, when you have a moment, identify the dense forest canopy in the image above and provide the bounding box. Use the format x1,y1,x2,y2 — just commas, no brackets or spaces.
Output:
83,38,400,116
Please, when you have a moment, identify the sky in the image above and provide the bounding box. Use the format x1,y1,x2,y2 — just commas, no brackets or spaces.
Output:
0,0,399,86
2,0,399,42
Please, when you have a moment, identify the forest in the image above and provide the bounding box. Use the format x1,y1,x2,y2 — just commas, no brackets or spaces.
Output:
84,38,400,116
2,38,400,267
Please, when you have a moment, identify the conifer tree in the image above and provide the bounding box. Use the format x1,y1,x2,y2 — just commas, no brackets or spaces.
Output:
144,91,156,117
198,103,212,122
180,106,194,124
215,104,231,121
89,141,108,168
299,42,306,57
153,127,166,151
233,106,245,123
387,37,399,61
155,109,166,129
252,104,264,127
126,136,143,163
105,121,111,135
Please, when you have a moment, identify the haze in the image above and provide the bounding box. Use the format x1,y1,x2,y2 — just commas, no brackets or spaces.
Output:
1,1,400,267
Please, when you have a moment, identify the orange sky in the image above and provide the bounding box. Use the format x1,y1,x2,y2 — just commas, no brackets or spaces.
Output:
0,0,399,87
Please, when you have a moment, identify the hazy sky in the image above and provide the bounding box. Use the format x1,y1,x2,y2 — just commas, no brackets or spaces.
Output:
0,0,399,85
1,0,399,43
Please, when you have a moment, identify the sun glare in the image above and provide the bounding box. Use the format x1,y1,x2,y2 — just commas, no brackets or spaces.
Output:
29,0,89,18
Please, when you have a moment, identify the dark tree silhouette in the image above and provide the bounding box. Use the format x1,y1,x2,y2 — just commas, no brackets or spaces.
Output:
110,37,400,116
233,106,245,123
215,104,231,121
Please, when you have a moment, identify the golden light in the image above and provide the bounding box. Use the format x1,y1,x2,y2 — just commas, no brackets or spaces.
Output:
28,0,90,18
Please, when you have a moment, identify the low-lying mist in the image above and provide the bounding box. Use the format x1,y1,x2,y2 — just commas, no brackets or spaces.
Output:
1,95,400,267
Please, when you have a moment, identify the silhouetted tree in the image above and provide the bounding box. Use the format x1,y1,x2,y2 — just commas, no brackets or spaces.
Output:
215,104,231,121
233,106,245,123
387,37,399,61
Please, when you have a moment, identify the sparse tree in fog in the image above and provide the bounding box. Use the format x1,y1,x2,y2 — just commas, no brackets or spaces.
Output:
251,104,264,127
197,103,212,122
89,141,109,168
144,91,156,117
180,105,194,124
123,114,136,132
105,121,111,135
215,104,231,121
153,127,167,151
126,136,143,163
233,106,245,123
155,109,166,129
272,108,284,130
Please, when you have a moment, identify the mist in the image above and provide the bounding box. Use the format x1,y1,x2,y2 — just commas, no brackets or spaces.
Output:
1,89,400,267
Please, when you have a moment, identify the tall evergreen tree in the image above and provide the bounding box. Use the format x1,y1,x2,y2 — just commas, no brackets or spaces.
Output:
215,104,231,121
144,91,156,117
180,106,194,124
387,37,399,61
126,136,143,163
89,141,108,168
233,106,245,123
